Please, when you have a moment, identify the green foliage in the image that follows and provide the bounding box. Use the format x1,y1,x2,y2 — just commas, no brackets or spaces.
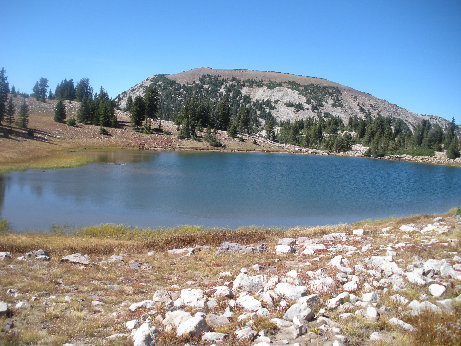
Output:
54,100,66,122
144,84,160,121
447,136,460,159
0,218,10,234
75,78,93,102
204,127,223,147
95,87,117,127
5,97,15,128
0,67,9,124
16,100,29,128
66,118,76,126
99,127,109,135
125,95,133,112
54,79,75,100
32,77,48,102
77,97,92,123
131,95,146,128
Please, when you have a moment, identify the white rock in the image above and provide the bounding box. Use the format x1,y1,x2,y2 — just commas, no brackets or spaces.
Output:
365,306,379,321
213,285,233,298
388,317,416,331
429,283,446,297
361,292,379,303
176,314,209,337
129,300,154,312
297,294,320,307
275,245,295,254
132,322,158,346
343,280,359,291
274,283,307,300
370,332,389,341
301,243,326,255
180,288,206,308
308,277,336,294
162,310,192,331
322,233,347,241
327,292,349,309
126,319,139,330
235,326,256,341
60,253,91,265
202,332,228,343
15,301,28,309
408,300,441,315
271,318,293,328
152,289,173,307
236,295,262,311
0,252,12,261
278,238,296,246
206,313,230,327
233,273,264,293
406,270,426,286
399,224,417,232
283,303,314,322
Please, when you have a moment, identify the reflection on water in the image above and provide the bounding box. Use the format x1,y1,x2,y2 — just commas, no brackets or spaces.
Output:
1,151,460,231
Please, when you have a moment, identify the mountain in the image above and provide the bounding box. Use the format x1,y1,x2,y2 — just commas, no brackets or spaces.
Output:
115,68,454,132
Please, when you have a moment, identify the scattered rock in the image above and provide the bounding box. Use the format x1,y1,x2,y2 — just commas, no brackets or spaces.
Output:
275,283,307,300
217,242,266,254
0,252,12,261
126,319,139,331
129,300,154,312
235,326,257,341
180,288,206,308
233,273,264,293
0,302,10,317
365,306,380,321
275,244,296,254
283,302,314,322
132,322,158,346
202,331,228,343
60,253,91,265
309,277,336,294
176,314,209,337
428,283,446,297
388,317,416,331
236,294,262,311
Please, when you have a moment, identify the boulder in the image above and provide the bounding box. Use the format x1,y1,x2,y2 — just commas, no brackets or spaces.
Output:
283,303,314,322
162,310,192,331
217,242,266,254
233,273,264,293
365,306,379,321
274,283,307,300
202,332,228,343
388,317,416,331
176,314,209,337
308,277,336,294
275,245,295,254
213,285,234,299
132,322,158,346
428,283,446,297
235,327,257,341
0,252,12,261
0,302,10,317
60,253,91,265
236,295,262,311
129,300,154,312
206,313,230,327
180,288,206,308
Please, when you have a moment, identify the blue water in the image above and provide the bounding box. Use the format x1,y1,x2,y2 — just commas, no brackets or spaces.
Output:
1,151,460,230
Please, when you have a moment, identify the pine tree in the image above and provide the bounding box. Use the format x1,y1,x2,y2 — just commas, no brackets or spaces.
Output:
6,97,15,128
125,95,133,112
265,118,275,141
0,67,9,124
33,77,48,102
216,95,231,130
75,78,93,102
447,136,460,159
130,95,145,128
54,100,66,122
144,85,159,122
77,97,92,123
16,101,29,128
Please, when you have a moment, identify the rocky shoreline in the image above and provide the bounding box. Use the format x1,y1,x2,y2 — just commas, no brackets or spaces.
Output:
1,213,460,345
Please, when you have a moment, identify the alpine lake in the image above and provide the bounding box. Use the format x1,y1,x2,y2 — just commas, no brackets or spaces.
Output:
1,151,460,231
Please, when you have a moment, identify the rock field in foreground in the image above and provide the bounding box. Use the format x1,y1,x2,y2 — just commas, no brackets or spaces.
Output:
0,214,460,345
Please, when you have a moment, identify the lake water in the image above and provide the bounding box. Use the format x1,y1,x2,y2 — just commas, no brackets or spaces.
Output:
1,151,460,231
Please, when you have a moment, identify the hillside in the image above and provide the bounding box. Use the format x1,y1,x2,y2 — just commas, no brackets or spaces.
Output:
115,68,454,132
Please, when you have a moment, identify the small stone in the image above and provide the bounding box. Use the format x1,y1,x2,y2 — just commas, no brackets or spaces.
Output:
206,314,230,327
283,303,314,322
0,252,12,261
388,317,416,331
213,286,234,298
365,306,379,321
60,253,91,265
362,291,379,303
202,332,228,343
126,319,139,330
162,310,192,331
180,288,206,308
233,273,264,293
15,301,28,309
132,322,158,346
129,300,154,312
236,295,262,311
176,314,209,337
275,283,307,300
235,326,257,341
0,302,10,317
275,245,295,254
428,283,446,297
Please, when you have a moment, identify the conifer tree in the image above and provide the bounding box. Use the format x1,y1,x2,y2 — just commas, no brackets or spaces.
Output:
77,97,92,123
130,96,145,128
54,100,66,122
144,85,159,121
75,78,93,102
16,100,29,128
216,95,231,130
6,97,15,128
0,67,9,124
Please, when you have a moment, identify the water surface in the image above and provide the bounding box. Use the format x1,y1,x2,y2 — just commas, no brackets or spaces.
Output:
1,151,460,230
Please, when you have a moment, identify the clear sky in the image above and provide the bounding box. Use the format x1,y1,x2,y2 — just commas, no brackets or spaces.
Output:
2,0,460,123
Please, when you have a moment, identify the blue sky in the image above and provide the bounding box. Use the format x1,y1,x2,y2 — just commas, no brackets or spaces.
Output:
2,0,460,123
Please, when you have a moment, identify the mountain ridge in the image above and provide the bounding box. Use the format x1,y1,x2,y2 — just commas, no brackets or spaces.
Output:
115,68,455,132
